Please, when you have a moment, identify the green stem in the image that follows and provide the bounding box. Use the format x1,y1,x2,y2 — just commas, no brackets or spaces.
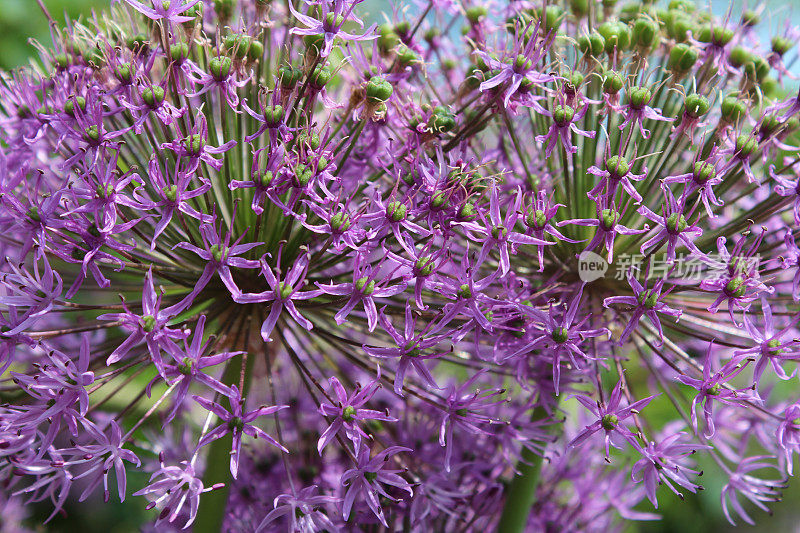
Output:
496,404,550,533
194,333,256,533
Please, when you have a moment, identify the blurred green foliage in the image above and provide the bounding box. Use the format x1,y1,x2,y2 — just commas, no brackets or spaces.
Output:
0,0,106,70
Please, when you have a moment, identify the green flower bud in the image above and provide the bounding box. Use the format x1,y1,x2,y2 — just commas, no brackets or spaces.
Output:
772,36,793,56
749,55,770,81
457,284,472,299
170,42,189,63
725,277,746,298
692,161,716,184
263,105,285,126
665,213,688,234
431,190,448,210
303,34,325,55
638,289,659,309
667,43,697,73
226,34,256,60
567,71,584,88
209,56,233,81
759,114,781,137
424,27,441,42
163,185,178,203
365,76,393,104
604,155,630,178
632,17,659,50
741,9,760,27
491,225,507,240
601,413,619,430
603,71,624,94
141,315,157,333
310,64,332,88
415,256,434,276
84,125,100,143
394,21,411,37
342,405,357,422
354,277,376,296
728,46,751,68
537,5,563,33
330,212,351,233
141,86,165,108
184,134,204,154
377,24,400,53
598,20,631,53
279,64,302,89
666,12,695,43
551,327,569,344
182,2,203,24
553,105,575,126
578,32,606,56
247,40,264,62
126,33,149,53
296,131,321,150
720,96,746,124
526,209,549,229
600,208,620,230
96,183,115,199
628,86,652,109
619,2,644,23
734,135,758,157
386,201,407,222
64,96,86,117
458,201,477,220
571,0,589,18
668,0,695,11
325,12,345,29
684,94,710,118
465,6,488,24
293,165,313,187
178,357,194,375
395,44,420,66
697,25,734,46
427,106,456,133
54,53,70,69
259,170,274,188
25,205,42,222
115,63,132,84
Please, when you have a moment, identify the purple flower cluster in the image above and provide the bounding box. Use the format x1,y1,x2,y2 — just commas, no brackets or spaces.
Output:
0,0,799,531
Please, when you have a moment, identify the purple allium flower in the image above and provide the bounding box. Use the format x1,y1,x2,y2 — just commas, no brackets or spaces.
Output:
120,0,203,24
256,485,338,532
3,0,800,530
736,298,800,386
559,200,648,262
569,378,656,459
340,445,413,526
317,376,396,453
476,19,555,108
604,275,682,346
636,188,704,264
677,343,758,437
193,385,288,478
290,0,377,59
133,457,222,529
632,429,709,507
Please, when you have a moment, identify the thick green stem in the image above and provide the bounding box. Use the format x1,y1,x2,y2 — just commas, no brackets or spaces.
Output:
496,404,550,533
194,334,256,533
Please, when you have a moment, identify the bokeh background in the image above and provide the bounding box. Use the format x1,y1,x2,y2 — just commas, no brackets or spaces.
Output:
2,1,800,531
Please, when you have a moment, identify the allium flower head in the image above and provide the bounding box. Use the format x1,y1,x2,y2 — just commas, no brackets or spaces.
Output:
0,0,799,531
